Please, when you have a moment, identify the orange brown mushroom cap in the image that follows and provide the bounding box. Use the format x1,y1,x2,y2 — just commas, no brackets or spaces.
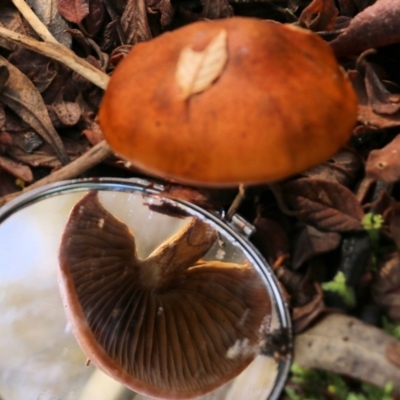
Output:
58,192,272,399
99,17,358,187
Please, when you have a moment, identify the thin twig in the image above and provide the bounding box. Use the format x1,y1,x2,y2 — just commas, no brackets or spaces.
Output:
0,26,109,90
11,0,59,44
0,141,113,207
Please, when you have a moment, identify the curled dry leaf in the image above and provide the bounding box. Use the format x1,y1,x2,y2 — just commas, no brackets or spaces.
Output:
365,63,400,116
366,134,400,183
57,0,89,25
349,69,400,130
371,252,400,322
330,0,400,57
176,29,228,100
299,0,338,32
292,283,327,334
294,313,400,394
147,0,174,28
281,178,364,232
0,56,69,164
292,225,341,270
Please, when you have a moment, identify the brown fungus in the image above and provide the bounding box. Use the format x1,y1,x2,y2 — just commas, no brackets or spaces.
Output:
99,17,358,187
58,192,272,399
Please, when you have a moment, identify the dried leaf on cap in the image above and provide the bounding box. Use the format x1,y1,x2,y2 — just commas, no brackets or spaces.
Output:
176,30,228,99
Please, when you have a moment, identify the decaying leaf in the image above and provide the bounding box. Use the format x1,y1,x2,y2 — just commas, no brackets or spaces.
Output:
52,100,81,126
292,225,341,270
330,0,400,57
0,154,33,182
365,63,400,116
302,149,363,188
294,313,400,394
121,0,152,45
57,0,89,25
0,56,69,164
366,134,400,183
176,29,228,100
27,0,72,47
282,178,364,232
349,69,400,130
372,252,400,322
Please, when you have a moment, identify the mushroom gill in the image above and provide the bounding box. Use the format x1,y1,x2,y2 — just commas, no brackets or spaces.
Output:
58,191,272,399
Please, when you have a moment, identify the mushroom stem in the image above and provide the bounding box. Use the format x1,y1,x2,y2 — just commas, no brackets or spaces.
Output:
140,217,217,289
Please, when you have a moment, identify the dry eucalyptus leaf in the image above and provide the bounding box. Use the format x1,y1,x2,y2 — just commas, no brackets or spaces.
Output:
282,178,364,232
372,252,400,321
57,0,89,25
299,0,338,32
0,65,9,93
292,225,341,270
176,29,228,100
0,56,69,164
0,155,33,182
366,134,400,183
330,0,400,57
294,313,400,394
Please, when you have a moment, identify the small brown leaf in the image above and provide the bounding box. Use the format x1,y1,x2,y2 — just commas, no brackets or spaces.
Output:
52,100,81,126
366,134,400,183
372,253,400,322
282,178,364,232
176,29,228,100
330,0,400,57
57,0,89,25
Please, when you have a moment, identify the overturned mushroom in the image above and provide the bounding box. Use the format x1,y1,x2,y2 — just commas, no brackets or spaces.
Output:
58,192,272,399
99,17,358,187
